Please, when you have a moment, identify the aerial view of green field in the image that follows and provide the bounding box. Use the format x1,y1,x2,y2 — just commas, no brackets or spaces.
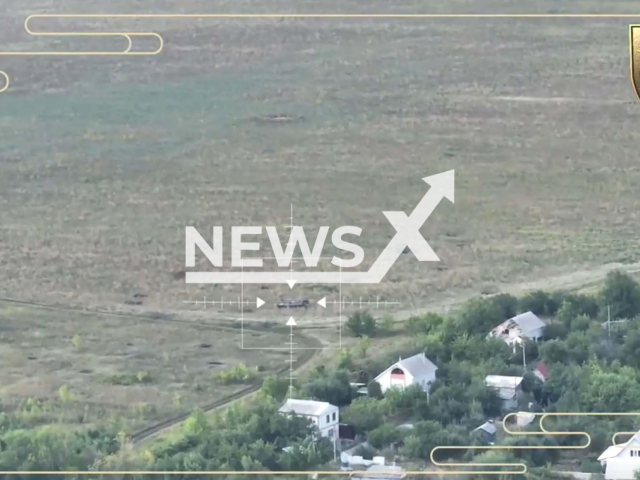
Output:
3,1,640,478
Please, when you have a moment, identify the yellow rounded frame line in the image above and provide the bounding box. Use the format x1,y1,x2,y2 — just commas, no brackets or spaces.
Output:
2,9,640,477
1,13,640,92
0,70,8,92
429,412,640,476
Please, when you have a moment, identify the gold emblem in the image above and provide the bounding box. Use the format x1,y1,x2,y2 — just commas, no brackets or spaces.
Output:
630,25,640,102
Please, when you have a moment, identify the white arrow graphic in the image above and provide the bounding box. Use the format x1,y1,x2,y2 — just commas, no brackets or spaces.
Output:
317,297,327,308
186,170,454,285
256,297,265,309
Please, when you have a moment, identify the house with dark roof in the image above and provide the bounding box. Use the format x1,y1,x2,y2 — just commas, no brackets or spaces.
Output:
373,352,437,394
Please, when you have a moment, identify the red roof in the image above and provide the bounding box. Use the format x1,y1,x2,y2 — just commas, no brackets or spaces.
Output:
536,362,550,379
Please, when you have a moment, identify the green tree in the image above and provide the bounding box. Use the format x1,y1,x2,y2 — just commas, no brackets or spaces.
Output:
183,408,209,436
338,349,355,371
620,330,640,369
557,294,600,325
367,381,384,399
367,423,403,449
346,311,377,337
358,336,372,358
540,340,570,364
467,382,502,417
261,376,290,401
519,290,563,316
379,314,395,335
490,293,519,319
581,363,640,411
407,313,444,336
543,323,568,341
342,397,385,432
457,298,504,336
302,369,352,406
601,270,640,320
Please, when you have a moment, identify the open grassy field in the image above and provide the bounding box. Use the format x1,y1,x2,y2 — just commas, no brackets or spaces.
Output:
2,1,640,313
3,1,640,317
3,1,640,469
0,301,296,432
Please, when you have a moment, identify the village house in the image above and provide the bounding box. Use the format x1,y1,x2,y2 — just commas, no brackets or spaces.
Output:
485,375,523,410
473,420,498,444
373,352,437,394
598,430,640,479
278,398,339,440
488,311,546,349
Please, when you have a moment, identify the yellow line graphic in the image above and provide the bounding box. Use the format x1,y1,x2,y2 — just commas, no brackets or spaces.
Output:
2,13,640,92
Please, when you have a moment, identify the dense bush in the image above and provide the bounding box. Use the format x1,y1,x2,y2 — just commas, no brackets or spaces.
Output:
406,313,444,336
214,363,259,384
346,311,377,337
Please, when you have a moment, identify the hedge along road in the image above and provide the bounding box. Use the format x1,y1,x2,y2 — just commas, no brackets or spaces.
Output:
0,296,322,444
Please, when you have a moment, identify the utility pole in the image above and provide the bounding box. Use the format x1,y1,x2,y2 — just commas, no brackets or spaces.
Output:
286,317,297,398
522,341,526,371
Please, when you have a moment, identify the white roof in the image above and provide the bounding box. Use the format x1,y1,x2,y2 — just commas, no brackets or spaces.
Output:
599,445,625,462
515,311,546,331
278,398,335,417
474,421,497,435
508,311,546,335
599,430,640,463
489,311,546,340
599,430,640,479
374,352,437,383
516,412,536,426
485,375,523,390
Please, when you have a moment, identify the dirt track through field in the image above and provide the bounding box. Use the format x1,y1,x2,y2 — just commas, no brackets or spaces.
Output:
129,332,320,444
3,259,640,444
